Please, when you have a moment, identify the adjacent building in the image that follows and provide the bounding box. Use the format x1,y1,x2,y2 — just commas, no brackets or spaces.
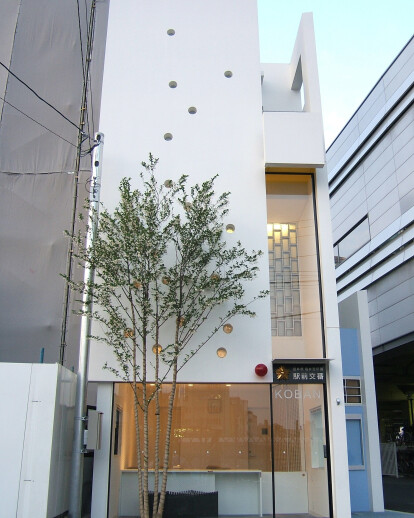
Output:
327,34,414,507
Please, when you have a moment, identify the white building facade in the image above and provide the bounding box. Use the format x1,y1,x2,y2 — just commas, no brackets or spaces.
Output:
89,2,351,517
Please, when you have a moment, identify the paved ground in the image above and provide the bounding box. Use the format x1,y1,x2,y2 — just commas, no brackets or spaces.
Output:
352,513,414,517
383,475,414,514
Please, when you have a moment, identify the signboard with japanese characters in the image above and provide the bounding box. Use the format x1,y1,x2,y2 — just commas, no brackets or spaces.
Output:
273,363,326,384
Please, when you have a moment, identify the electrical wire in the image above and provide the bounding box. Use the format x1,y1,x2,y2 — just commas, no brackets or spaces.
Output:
0,94,77,147
0,170,75,175
76,0,92,151
0,60,84,134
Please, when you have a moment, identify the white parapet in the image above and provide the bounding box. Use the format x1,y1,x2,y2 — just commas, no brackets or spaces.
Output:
262,13,325,168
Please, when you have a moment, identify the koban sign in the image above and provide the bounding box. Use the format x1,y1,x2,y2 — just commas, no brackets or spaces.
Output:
273,387,321,400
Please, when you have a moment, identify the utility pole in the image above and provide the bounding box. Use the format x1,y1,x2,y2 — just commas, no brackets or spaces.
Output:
69,132,104,518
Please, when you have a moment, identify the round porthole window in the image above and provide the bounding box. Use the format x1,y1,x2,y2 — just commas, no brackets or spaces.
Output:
217,347,227,358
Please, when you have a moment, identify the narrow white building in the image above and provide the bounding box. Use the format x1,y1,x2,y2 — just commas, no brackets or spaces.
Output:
88,2,351,517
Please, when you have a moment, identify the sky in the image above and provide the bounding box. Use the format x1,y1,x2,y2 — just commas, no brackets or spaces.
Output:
257,0,414,147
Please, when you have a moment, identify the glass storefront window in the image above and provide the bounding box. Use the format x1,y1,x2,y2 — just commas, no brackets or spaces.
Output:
116,383,271,472
266,174,324,359
112,382,331,517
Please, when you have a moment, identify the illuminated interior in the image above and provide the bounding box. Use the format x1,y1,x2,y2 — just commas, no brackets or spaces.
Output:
266,174,324,359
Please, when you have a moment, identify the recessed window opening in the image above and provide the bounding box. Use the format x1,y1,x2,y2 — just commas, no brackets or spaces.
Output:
216,347,227,358
343,378,362,404
334,217,370,267
346,415,365,468
291,57,305,111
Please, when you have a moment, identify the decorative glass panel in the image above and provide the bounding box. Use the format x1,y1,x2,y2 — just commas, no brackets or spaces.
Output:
268,223,302,336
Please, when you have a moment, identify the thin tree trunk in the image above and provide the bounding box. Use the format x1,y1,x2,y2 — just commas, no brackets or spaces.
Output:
128,281,144,516
133,383,144,514
156,323,180,518
152,332,161,517
142,330,149,518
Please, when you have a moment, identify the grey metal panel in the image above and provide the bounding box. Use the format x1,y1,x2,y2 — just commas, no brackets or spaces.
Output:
369,203,402,238
384,51,414,101
396,152,414,184
365,156,396,198
327,120,360,172
362,135,394,183
376,278,414,313
357,85,386,135
390,104,414,139
400,188,414,214
367,177,399,215
332,201,369,244
394,135,414,170
390,121,414,157
379,312,414,345
366,262,414,347
356,79,385,125
370,329,381,348
331,173,366,216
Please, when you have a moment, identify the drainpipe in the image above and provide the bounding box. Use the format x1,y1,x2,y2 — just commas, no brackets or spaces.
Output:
69,133,104,518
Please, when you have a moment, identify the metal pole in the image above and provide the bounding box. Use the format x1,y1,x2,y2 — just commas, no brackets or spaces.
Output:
69,133,104,518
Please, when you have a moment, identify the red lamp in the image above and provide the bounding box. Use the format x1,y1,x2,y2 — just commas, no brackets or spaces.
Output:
255,363,268,377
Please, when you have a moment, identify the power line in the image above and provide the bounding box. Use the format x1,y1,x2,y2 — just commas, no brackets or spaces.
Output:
0,170,76,175
76,0,92,151
0,60,83,133
0,94,77,147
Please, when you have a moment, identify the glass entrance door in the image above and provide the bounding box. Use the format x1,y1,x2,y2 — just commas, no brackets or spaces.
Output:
271,383,330,517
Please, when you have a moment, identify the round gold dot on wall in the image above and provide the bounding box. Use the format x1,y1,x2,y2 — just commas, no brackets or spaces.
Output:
164,133,173,141
224,70,233,78
223,323,233,334
169,81,177,88
226,224,235,233
217,347,227,358
188,106,197,114
152,344,162,354
167,29,175,36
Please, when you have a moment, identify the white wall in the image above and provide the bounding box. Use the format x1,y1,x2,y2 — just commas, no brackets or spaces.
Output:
262,14,325,168
0,363,76,518
90,0,272,384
